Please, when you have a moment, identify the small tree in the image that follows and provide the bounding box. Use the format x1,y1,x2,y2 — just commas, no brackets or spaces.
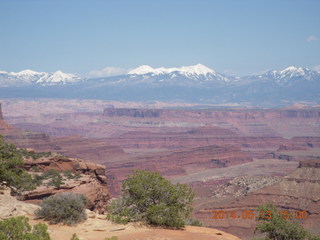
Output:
108,170,194,228
0,136,35,192
35,193,87,225
0,216,50,240
255,203,319,240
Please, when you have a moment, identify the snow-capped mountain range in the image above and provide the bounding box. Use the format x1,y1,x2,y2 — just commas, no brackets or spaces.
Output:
0,64,319,86
0,64,319,106
129,64,214,75
253,66,320,85
126,64,230,83
0,70,80,86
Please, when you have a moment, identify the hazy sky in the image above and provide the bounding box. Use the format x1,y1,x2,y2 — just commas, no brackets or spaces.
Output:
0,0,319,76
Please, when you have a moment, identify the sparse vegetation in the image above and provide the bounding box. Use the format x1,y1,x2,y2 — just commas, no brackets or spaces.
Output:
185,218,203,226
63,170,81,180
0,135,35,192
107,170,194,228
70,233,80,240
0,216,50,240
18,149,52,160
35,193,87,225
30,166,41,172
104,237,118,240
35,169,67,188
255,203,320,240
32,169,82,188
33,174,45,186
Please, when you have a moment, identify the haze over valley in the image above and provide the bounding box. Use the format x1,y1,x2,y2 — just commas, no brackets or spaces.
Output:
1,0,319,239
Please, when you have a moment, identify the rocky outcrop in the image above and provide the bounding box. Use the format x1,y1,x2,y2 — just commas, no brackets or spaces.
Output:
299,160,320,168
0,186,39,219
193,159,320,238
22,156,109,213
277,144,308,151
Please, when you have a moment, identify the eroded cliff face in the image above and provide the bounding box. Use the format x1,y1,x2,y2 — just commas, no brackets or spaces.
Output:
193,159,320,239
0,103,3,120
103,108,162,118
23,155,109,213
103,107,320,120
102,107,320,138
105,144,252,196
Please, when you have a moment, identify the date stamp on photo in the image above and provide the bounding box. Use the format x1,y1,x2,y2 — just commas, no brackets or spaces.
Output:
212,210,309,220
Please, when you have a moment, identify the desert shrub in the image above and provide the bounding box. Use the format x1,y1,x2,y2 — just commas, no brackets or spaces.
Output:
309,236,320,240
108,170,194,228
185,217,203,226
18,149,52,160
63,170,81,180
42,169,61,179
35,193,87,225
47,176,64,188
0,216,50,240
0,135,35,192
30,166,41,172
42,169,64,188
33,174,45,186
70,233,80,240
255,203,319,240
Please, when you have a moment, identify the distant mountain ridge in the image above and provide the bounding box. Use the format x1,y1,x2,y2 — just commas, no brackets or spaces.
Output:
0,64,319,106
0,69,80,86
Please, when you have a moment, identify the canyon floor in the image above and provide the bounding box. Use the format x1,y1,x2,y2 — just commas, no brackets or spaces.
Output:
1,98,320,239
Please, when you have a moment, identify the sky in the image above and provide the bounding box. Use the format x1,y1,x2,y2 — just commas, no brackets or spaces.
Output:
0,0,319,77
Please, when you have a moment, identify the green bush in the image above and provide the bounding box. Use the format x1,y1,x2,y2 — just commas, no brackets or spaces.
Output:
0,135,35,192
255,203,319,240
42,169,64,188
35,193,87,225
63,170,81,180
33,174,45,186
0,216,50,240
18,149,52,160
108,170,194,228
47,176,64,188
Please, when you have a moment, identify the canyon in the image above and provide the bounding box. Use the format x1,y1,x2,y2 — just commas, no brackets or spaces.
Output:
0,99,319,239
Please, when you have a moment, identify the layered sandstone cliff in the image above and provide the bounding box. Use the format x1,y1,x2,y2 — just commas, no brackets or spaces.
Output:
194,159,320,239
23,155,109,213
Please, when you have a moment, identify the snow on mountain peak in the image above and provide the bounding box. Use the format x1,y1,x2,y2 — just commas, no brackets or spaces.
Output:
36,70,80,85
279,66,306,78
11,69,42,76
128,65,155,75
179,64,214,75
128,64,215,75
